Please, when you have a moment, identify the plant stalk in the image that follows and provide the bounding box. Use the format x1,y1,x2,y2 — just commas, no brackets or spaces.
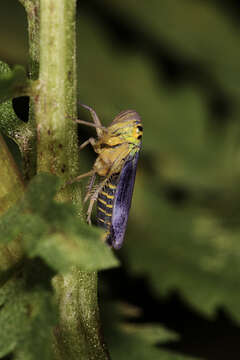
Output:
34,0,110,358
18,0,41,180
0,134,24,271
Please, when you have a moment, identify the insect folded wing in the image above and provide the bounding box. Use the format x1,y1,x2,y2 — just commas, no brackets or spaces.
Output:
104,151,140,249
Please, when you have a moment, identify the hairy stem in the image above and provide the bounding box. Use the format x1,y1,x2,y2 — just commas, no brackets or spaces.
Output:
19,0,40,180
34,0,109,358
35,0,78,188
53,270,110,360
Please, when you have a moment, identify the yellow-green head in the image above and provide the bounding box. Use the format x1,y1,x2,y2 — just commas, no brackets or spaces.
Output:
108,110,143,149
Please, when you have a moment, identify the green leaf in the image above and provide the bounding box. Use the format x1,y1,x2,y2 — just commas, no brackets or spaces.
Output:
0,61,31,149
108,328,200,360
0,205,23,243
0,173,119,273
31,227,117,273
104,303,200,360
0,62,29,103
0,260,57,360
0,62,20,135
124,184,240,322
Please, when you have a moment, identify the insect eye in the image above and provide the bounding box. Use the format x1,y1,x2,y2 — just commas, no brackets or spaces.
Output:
137,125,143,132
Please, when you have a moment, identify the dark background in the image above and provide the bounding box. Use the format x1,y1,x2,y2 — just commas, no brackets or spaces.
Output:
2,1,240,359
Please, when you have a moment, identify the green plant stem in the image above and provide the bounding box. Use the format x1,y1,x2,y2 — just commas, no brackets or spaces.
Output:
53,270,110,360
18,0,40,80
0,134,24,271
34,0,110,359
18,0,41,180
35,0,78,187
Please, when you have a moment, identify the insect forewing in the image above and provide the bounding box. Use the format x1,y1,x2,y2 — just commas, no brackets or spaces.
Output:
106,149,141,249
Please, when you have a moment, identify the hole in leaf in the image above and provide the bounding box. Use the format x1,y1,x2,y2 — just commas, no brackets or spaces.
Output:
12,96,29,123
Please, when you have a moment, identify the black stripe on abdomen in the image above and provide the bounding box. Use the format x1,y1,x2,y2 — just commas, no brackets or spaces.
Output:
96,173,119,230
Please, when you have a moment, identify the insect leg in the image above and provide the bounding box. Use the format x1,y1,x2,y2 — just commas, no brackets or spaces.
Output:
80,104,103,137
86,173,96,193
86,196,96,225
79,137,95,151
86,177,110,224
85,150,129,223
85,151,126,222
84,173,96,204
67,170,95,185
76,119,104,130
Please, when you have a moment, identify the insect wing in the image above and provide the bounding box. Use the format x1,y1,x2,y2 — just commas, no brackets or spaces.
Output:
107,148,141,249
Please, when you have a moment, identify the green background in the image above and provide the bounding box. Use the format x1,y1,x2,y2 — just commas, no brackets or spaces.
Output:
2,1,240,359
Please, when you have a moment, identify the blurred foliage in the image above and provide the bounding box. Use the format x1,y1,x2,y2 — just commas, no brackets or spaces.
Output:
0,171,118,359
77,0,240,320
0,61,29,103
1,0,240,358
0,61,23,137
76,1,240,357
0,259,57,360
0,173,118,272
102,302,201,360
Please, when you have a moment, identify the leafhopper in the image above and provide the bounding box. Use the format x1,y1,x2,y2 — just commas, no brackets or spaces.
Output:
71,104,143,249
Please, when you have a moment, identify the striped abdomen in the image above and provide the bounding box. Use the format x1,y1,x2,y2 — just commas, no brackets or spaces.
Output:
97,173,119,232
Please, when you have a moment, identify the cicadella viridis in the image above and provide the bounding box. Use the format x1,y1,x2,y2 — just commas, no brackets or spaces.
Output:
70,104,143,249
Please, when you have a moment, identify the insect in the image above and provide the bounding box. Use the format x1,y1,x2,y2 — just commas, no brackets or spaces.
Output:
70,104,143,249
